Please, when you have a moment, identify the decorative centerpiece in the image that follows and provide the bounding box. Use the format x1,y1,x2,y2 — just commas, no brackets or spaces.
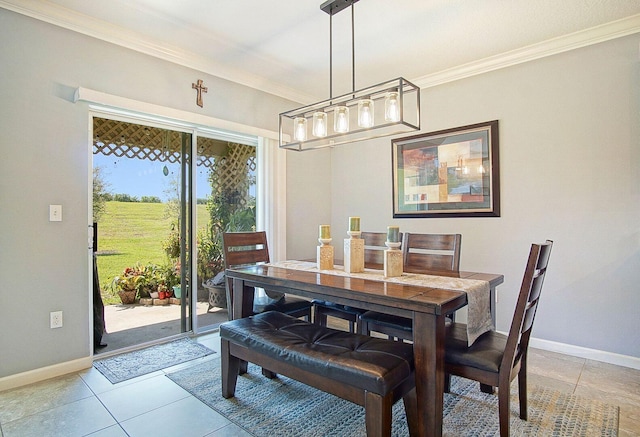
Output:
317,224,334,270
344,216,364,273
384,225,403,278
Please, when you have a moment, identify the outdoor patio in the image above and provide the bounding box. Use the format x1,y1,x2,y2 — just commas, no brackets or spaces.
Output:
95,301,228,355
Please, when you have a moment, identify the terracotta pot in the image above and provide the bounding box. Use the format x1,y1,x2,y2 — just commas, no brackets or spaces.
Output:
158,291,167,299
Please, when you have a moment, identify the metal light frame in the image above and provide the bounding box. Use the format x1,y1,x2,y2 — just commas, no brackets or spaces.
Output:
279,0,420,151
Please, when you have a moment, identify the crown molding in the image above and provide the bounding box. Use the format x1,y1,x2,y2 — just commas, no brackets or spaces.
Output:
414,14,640,89
0,0,316,103
2,1,640,99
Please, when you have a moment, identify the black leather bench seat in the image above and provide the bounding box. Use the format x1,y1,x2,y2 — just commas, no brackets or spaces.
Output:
220,311,418,436
220,310,414,395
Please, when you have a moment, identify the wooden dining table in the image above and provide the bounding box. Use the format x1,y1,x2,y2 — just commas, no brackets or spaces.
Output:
226,262,504,437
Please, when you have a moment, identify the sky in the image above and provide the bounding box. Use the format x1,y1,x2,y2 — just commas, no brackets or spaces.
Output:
94,154,212,201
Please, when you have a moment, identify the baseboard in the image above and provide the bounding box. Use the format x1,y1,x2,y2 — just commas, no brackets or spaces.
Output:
527,336,640,370
1,336,638,393
0,356,93,392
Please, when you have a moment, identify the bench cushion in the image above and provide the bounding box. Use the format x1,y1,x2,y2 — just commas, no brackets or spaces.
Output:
220,311,414,395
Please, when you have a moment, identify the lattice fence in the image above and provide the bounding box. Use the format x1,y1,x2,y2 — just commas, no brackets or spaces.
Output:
210,143,256,210
92,117,245,169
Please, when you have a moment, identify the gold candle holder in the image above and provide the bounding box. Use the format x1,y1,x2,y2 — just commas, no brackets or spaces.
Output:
317,237,334,270
383,241,403,278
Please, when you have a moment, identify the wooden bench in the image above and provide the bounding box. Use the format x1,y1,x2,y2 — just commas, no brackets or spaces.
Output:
220,311,418,437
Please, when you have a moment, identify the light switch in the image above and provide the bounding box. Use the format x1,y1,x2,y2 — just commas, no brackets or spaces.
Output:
49,204,62,222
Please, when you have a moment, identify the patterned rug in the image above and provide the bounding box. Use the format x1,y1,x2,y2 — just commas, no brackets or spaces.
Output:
167,358,619,437
94,338,214,384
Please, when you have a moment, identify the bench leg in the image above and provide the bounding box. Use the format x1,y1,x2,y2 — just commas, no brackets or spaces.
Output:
402,388,419,437
221,339,240,398
364,391,392,437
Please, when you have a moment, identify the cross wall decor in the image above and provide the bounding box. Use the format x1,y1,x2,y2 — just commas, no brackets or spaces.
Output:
192,79,208,107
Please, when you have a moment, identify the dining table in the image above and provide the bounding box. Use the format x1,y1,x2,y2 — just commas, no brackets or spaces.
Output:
225,260,504,437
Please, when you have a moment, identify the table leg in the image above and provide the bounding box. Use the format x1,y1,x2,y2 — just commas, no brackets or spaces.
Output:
232,278,254,320
413,311,446,437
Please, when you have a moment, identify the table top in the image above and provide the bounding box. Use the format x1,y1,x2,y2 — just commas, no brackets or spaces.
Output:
226,263,503,318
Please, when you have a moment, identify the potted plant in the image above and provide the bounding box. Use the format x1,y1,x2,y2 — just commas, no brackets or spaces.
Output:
158,262,180,298
110,265,145,304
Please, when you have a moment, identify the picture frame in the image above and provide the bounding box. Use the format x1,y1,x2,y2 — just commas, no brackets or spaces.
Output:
392,120,500,218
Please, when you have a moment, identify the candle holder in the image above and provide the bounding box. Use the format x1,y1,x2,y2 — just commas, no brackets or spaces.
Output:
384,241,403,278
317,238,334,270
344,233,364,273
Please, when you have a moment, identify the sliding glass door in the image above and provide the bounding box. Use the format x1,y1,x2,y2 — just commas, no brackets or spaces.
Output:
92,116,195,353
91,114,258,353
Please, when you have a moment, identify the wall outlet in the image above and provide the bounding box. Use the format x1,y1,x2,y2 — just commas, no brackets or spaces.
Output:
49,204,62,222
50,311,63,329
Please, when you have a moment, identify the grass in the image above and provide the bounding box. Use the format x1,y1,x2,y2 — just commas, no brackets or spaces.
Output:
96,201,209,304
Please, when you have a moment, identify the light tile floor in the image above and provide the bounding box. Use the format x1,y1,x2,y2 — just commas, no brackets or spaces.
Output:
0,331,638,437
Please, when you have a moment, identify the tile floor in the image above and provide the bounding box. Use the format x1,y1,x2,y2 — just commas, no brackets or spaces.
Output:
0,331,638,437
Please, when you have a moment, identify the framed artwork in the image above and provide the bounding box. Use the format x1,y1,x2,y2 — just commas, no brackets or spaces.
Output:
392,120,500,218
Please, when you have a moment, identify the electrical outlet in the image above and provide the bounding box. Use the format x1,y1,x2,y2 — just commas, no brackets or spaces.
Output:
49,205,62,222
50,311,63,329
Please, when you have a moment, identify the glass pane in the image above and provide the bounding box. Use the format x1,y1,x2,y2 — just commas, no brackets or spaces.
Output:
196,139,256,331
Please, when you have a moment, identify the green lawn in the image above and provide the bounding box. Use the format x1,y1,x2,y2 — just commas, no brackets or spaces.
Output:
96,201,209,304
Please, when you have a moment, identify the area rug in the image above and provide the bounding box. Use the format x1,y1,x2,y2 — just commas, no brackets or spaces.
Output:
166,358,619,437
94,338,214,384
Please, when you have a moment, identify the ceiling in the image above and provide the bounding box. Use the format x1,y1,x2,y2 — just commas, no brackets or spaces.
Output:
3,0,640,103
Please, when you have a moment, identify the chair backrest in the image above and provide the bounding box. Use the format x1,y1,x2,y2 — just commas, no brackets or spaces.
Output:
402,233,462,273
502,240,553,371
361,231,403,270
223,231,270,269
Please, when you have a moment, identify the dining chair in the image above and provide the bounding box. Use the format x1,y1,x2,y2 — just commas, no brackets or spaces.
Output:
223,231,312,321
358,232,462,340
444,240,553,437
313,231,393,333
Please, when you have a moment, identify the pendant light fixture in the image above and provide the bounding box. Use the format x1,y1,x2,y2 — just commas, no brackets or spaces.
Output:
279,0,420,151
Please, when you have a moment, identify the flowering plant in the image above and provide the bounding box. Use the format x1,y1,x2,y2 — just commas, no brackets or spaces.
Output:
111,263,146,293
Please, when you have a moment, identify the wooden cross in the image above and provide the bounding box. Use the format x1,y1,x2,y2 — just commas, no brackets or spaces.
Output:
192,79,208,107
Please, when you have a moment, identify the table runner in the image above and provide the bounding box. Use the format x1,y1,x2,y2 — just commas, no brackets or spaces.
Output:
268,260,493,345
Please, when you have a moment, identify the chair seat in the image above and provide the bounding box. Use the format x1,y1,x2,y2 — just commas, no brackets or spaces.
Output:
359,311,412,332
312,300,367,315
257,295,312,315
445,322,507,373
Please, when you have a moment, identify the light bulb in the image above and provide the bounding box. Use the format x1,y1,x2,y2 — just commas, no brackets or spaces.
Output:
294,117,307,142
384,91,400,122
312,112,327,137
334,106,349,133
358,98,374,128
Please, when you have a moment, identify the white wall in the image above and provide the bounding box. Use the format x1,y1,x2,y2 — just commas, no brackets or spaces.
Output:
1,6,638,384
288,34,640,360
0,9,298,380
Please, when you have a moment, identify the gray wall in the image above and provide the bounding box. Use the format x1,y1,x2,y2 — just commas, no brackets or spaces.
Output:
287,34,640,359
0,9,296,378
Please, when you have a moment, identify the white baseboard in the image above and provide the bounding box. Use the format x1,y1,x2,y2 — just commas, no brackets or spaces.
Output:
0,357,93,392
527,336,640,370
1,337,638,393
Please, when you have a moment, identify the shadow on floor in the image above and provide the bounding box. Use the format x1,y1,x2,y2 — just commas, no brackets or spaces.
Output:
95,304,228,355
